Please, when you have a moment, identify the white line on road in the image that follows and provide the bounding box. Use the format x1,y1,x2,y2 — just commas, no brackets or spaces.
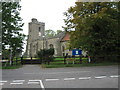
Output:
29,80,41,82
10,83,23,85
0,83,4,85
40,80,45,90
45,79,59,81
13,80,25,82
110,75,119,78
28,82,40,84
95,76,107,79
29,80,45,90
79,77,91,80
64,78,75,80
0,81,8,83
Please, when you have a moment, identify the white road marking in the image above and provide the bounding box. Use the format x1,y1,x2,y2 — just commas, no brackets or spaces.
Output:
45,79,59,81
64,78,75,80
28,82,40,84
79,77,91,80
29,80,41,82
28,80,45,90
0,81,8,83
0,83,4,85
10,83,23,85
95,76,107,79
110,75,119,78
13,80,25,82
40,80,45,90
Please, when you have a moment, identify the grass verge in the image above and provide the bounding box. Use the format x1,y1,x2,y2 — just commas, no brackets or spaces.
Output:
41,62,118,68
0,65,22,69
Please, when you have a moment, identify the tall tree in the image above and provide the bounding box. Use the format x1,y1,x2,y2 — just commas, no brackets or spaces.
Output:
64,2,119,62
45,29,56,38
2,2,25,60
56,30,63,34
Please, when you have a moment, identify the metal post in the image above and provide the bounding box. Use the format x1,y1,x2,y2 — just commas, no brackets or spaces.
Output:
9,49,12,66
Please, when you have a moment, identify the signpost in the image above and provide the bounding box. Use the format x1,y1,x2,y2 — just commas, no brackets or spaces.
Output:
72,49,82,64
72,49,82,56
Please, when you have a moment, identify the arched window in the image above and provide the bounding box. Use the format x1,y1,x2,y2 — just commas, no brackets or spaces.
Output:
49,44,54,48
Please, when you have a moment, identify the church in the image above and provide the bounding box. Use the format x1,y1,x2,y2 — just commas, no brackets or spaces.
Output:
25,18,70,57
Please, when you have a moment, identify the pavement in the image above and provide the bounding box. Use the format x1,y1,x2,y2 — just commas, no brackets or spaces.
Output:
0,65,119,89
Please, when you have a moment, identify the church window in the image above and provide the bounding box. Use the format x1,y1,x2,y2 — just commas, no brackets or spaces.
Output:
39,27,41,32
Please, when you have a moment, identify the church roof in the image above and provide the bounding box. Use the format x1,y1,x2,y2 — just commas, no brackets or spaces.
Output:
60,32,70,42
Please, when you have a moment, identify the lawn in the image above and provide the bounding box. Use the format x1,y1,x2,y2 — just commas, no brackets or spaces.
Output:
1,65,22,69
41,57,118,68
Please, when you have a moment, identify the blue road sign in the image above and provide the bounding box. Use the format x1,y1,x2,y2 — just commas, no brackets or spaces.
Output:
72,49,82,55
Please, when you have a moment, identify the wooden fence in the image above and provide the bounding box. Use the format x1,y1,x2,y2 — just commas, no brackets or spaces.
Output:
1,56,84,66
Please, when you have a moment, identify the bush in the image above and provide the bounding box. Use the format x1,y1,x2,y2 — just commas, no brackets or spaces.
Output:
37,48,54,64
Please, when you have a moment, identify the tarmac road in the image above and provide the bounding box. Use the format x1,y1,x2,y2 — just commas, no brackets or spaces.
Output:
1,65,119,89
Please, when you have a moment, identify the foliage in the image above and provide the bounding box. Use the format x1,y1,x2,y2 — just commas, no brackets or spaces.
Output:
2,2,26,60
45,29,63,38
56,30,63,34
63,2,119,62
45,29,56,37
37,48,54,64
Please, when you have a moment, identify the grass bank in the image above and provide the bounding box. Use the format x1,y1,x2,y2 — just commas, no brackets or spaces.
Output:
0,65,22,69
41,62,118,68
41,57,118,68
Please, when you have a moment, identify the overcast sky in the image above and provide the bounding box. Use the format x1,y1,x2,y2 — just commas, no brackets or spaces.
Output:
20,0,76,35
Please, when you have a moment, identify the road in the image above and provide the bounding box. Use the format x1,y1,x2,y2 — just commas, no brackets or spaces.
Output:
0,65,119,90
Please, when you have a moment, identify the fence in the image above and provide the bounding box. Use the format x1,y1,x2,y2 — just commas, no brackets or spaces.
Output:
1,55,86,67
53,56,83,64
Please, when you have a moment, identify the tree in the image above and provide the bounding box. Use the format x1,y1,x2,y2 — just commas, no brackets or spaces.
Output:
37,48,54,64
45,29,56,37
56,30,63,34
63,2,119,62
2,2,25,63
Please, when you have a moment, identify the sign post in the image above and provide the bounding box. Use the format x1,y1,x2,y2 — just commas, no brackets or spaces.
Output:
72,49,82,64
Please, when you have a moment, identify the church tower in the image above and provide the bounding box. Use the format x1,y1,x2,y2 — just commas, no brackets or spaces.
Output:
26,18,45,57
28,18,45,42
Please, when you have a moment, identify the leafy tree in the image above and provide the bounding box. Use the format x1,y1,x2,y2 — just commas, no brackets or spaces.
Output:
56,30,63,34
2,2,25,63
45,29,56,37
63,2,119,62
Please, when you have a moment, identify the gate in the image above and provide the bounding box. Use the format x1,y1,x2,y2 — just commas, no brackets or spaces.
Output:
21,57,42,65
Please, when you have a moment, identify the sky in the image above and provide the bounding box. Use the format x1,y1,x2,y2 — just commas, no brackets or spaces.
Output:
20,0,76,36
19,0,76,53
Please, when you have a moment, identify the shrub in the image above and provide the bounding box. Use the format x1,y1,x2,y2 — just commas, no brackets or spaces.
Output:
37,48,54,64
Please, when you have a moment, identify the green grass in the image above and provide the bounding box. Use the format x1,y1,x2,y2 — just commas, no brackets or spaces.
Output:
41,62,118,68
41,57,118,68
1,65,22,69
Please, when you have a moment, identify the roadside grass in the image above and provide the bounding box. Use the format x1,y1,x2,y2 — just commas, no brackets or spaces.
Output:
41,62,118,68
41,57,118,68
1,65,22,69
